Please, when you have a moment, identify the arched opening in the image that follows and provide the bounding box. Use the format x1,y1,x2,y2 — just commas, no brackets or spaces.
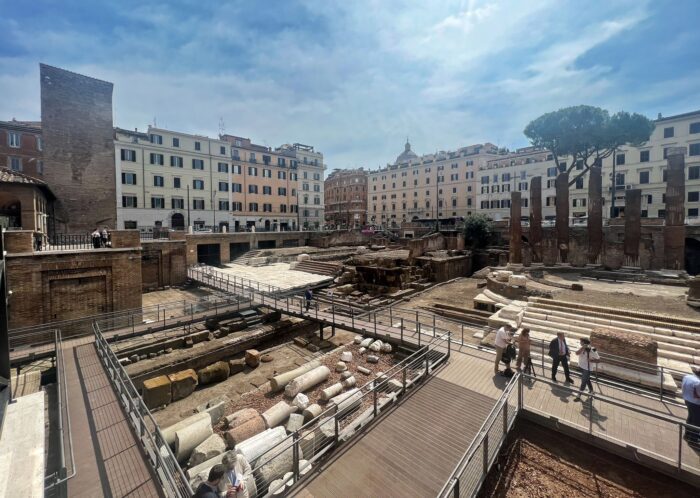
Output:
171,213,185,229
264,220,271,231
685,238,700,275
218,221,229,233
0,193,22,229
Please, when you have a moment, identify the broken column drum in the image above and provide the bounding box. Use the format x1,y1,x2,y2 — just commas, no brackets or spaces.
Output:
269,360,322,392
224,407,260,430
174,416,213,463
188,433,226,467
235,427,287,464
224,414,266,448
320,382,344,401
163,412,211,448
284,365,331,397
262,401,296,429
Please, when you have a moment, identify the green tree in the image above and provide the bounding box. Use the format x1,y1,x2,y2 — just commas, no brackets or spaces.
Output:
524,105,654,186
462,214,493,248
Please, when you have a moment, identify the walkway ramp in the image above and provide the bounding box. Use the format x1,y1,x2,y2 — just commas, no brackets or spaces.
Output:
291,352,505,497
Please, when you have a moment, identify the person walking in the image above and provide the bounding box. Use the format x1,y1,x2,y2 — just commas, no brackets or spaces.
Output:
193,464,231,498
304,287,313,311
100,226,109,248
682,366,700,444
574,338,600,402
515,328,532,373
91,228,102,249
494,324,513,375
548,332,573,383
219,453,252,498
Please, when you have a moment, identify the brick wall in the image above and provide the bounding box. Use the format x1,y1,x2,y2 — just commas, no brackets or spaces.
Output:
40,64,117,234
6,248,142,328
141,240,187,291
590,327,657,365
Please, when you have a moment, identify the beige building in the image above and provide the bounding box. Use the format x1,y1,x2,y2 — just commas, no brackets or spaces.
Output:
276,142,325,229
115,127,324,232
477,109,700,223
367,140,499,229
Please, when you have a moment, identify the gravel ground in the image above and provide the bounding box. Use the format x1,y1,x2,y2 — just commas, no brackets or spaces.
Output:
479,420,697,498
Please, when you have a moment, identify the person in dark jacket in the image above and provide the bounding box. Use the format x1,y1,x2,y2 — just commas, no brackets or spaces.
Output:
305,287,313,311
193,464,232,498
548,332,574,383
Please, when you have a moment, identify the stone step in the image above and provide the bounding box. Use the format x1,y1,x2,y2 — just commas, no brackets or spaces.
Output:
522,310,700,348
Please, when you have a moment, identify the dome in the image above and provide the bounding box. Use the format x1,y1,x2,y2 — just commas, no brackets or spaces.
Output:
395,140,418,164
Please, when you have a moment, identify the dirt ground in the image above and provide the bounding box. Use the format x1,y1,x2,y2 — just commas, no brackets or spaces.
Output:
141,286,219,308
480,420,698,498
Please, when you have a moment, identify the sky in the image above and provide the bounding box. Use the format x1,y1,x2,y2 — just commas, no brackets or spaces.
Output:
1,0,699,170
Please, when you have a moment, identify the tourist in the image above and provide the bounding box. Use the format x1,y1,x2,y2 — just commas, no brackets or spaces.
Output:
219,453,252,498
91,227,102,249
515,328,532,373
682,366,700,444
548,332,573,383
494,324,513,375
101,226,110,247
574,338,600,402
193,464,229,498
305,287,313,311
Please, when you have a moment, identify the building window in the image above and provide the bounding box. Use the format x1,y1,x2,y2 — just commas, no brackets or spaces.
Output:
192,159,204,170
689,166,700,180
153,175,164,187
193,179,204,190
663,147,670,159
37,160,44,175
151,197,165,209
690,208,699,217
232,202,242,211
219,181,229,192
658,209,666,218
249,202,259,212
192,199,205,210
173,177,181,188
124,220,137,229
689,192,699,202
280,204,287,213
640,150,650,163
278,158,286,167
616,153,625,165
172,137,180,147
262,169,272,178
663,169,668,182
195,141,201,151
263,186,272,195
232,183,242,193
7,131,22,149
149,153,164,165
547,167,557,177
314,196,320,205
218,162,228,173
172,198,184,209
249,153,257,163
302,183,309,191
249,185,258,194
575,177,584,189
263,203,272,212
278,187,287,196
219,200,230,210
248,166,258,176
122,195,137,208
646,194,652,204
664,127,674,138
690,122,700,134
313,184,320,192
639,171,649,184
9,157,21,171
171,156,183,167
232,164,241,174
278,171,286,180
220,145,226,155
150,134,163,145
121,149,136,161
690,143,700,156
481,176,489,184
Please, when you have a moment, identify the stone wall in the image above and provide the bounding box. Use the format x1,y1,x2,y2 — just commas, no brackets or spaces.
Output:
307,229,371,248
589,327,657,365
6,248,142,328
40,64,117,234
407,232,445,258
141,240,187,291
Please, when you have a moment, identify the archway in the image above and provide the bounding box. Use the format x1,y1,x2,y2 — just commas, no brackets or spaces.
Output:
171,213,185,229
685,238,700,275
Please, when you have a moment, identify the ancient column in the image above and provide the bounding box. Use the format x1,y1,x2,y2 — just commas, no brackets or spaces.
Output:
624,189,641,261
529,176,543,262
587,162,603,263
555,172,570,262
664,147,687,269
509,191,522,264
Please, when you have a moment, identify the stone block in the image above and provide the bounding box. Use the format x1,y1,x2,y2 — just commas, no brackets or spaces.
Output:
197,361,230,385
285,413,305,434
293,337,309,347
367,355,379,364
245,349,261,368
168,369,198,401
142,375,171,409
228,358,246,375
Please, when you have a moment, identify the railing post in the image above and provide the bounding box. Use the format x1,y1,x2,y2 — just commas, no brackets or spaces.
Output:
588,396,594,435
373,386,378,417
293,430,300,482
433,314,436,337
503,400,508,434
659,366,664,402
334,416,339,444
678,423,683,472
402,367,407,395
461,324,464,345
389,306,393,325
425,351,430,376
418,322,421,347
400,318,404,344
453,477,460,498
541,339,545,377
483,434,489,473
518,374,523,410
351,307,355,330
373,312,377,337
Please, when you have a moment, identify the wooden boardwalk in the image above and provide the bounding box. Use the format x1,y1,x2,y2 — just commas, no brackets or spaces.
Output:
64,336,162,498
290,351,506,497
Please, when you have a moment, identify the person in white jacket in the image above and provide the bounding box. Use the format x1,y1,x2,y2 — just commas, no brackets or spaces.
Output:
574,337,600,402
218,453,254,498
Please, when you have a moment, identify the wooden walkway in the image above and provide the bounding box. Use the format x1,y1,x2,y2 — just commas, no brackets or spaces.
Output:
64,336,162,497
290,352,506,497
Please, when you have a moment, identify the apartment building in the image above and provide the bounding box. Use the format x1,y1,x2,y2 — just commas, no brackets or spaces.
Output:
367,140,498,228
275,142,325,229
477,110,700,222
324,168,368,228
116,127,316,232
0,120,43,178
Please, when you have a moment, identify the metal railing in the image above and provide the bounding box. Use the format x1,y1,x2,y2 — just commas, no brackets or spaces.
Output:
9,295,245,351
93,321,193,498
39,234,93,251
44,330,76,493
439,373,521,498
251,332,452,497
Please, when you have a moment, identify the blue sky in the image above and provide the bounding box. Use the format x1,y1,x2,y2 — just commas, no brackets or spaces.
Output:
1,0,699,169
